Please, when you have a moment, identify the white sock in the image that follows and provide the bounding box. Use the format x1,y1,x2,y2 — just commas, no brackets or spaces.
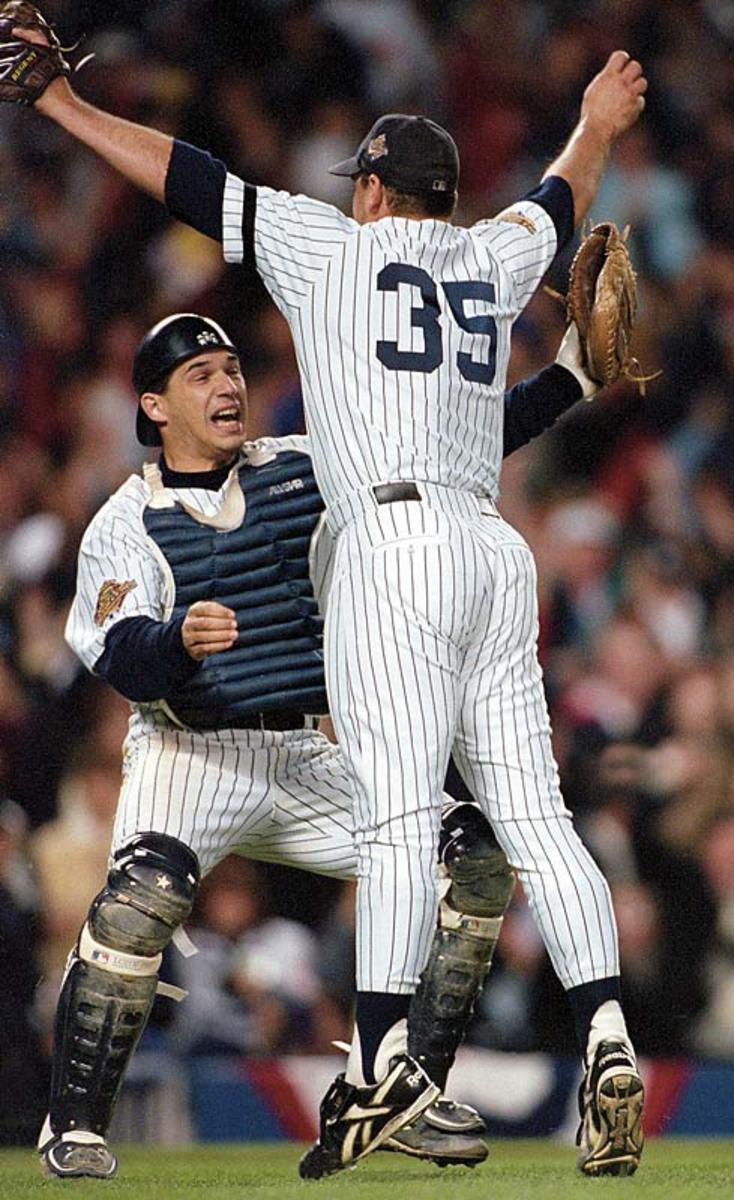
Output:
62,1130,105,1145
345,1026,366,1087
38,1116,105,1150
373,1017,408,1082
345,1018,408,1086
586,1000,634,1064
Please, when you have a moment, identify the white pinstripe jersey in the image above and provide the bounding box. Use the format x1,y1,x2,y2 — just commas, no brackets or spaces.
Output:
64,435,315,736
222,180,557,506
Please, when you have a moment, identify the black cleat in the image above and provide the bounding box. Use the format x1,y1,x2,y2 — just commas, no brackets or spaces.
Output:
576,1039,644,1177
418,1097,485,1135
298,1054,440,1179
381,1096,487,1166
40,1133,118,1180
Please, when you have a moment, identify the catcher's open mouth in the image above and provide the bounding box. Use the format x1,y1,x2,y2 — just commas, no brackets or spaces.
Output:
210,407,242,425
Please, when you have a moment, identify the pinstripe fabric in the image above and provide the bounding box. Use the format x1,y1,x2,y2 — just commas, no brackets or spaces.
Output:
65,475,170,672
113,726,357,878
219,181,619,998
65,437,310,673
325,495,619,992
68,436,359,885
221,181,557,511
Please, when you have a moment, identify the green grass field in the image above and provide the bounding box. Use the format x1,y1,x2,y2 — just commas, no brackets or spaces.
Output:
1,1140,733,1200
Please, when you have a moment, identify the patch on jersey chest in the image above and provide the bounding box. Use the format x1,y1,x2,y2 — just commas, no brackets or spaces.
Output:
497,210,537,234
94,579,137,626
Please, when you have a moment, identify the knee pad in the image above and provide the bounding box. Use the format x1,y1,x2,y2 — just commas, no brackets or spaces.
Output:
88,832,200,961
439,802,514,919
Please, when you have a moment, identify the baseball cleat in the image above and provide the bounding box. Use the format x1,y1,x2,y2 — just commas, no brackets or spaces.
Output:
39,1120,118,1180
298,1054,440,1179
576,1039,644,1177
419,1096,485,1134
381,1097,488,1166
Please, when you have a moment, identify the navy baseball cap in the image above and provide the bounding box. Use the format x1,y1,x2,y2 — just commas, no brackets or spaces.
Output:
329,114,459,195
133,313,238,446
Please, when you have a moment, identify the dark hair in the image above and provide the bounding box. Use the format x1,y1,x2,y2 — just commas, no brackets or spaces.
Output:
384,184,457,220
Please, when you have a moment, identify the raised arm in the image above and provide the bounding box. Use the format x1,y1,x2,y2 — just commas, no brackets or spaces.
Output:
545,50,647,226
13,22,173,201
38,82,173,201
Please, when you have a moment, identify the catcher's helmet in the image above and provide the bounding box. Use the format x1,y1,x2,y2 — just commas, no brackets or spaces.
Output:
133,313,238,446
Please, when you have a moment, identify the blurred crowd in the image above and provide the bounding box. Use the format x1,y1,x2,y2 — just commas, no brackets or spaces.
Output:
2,0,734,1142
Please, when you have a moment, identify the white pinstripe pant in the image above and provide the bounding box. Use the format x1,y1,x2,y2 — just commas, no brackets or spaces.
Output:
113,725,359,878
325,490,619,994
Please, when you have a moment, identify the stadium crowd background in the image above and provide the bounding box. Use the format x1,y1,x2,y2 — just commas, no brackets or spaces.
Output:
2,0,734,1142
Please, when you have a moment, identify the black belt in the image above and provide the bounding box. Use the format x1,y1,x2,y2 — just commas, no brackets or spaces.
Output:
235,710,310,731
372,481,498,516
194,711,310,732
373,482,422,504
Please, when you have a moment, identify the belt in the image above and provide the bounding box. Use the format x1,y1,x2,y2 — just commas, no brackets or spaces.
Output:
235,710,311,731
195,711,311,732
372,481,498,514
373,482,422,504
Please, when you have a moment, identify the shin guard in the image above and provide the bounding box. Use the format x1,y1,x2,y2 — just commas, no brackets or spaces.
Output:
408,804,514,1088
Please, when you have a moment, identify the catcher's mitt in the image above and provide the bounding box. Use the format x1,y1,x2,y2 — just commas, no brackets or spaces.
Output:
565,221,657,392
0,2,70,105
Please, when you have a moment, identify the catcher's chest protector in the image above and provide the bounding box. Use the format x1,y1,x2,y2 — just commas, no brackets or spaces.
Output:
144,450,328,724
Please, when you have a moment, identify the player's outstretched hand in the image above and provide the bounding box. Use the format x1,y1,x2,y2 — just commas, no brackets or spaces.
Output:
182,601,238,660
581,50,647,142
0,2,72,107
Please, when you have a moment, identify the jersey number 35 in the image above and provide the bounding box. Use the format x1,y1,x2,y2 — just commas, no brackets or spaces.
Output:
376,263,497,385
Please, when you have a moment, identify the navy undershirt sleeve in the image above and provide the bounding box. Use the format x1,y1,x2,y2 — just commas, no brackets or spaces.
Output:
96,615,200,702
521,175,575,251
164,138,228,242
502,364,582,458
